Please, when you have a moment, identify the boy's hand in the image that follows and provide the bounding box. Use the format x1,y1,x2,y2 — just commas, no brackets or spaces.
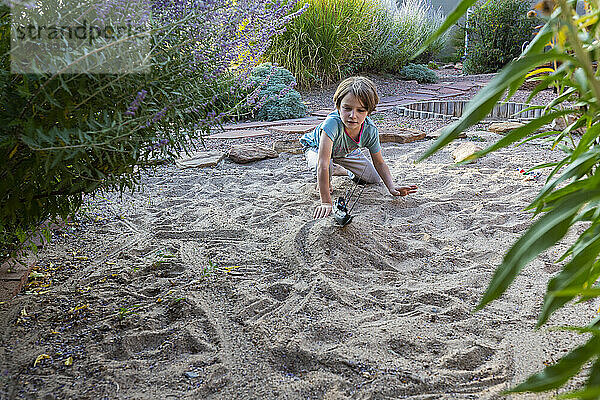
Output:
314,203,333,219
389,185,418,197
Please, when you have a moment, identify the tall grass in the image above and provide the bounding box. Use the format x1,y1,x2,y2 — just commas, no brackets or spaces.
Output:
266,0,381,88
360,0,447,71
266,0,447,88
396,0,447,62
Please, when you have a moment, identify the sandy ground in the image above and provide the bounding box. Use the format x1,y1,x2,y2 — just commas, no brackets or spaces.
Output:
1,74,598,399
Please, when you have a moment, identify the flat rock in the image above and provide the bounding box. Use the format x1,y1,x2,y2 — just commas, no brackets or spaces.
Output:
428,127,467,139
452,142,483,163
446,81,475,91
467,130,495,140
176,151,225,169
401,94,437,102
548,115,585,134
311,109,334,117
438,88,464,96
413,89,438,96
208,129,270,139
379,129,426,144
379,95,407,104
270,124,318,134
228,144,278,164
488,121,525,134
273,139,304,154
221,116,322,131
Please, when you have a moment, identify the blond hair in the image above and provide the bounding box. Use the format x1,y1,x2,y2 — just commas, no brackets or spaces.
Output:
333,76,379,114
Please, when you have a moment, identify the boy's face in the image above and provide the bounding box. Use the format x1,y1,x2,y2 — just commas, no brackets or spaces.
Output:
338,93,369,133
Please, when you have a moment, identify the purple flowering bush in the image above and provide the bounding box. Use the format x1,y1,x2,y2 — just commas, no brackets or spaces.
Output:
0,0,304,258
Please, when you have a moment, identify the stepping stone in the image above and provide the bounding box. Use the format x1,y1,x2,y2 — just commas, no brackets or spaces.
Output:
379,129,426,144
413,89,438,95
270,124,318,134
208,129,271,139
428,126,467,139
228,143,278,164
488,121,525,134
447,82,477,91
419,84,443,91
375,105,397,112
438,93,463,99
452,142,483,163
222,116,322,131
176,151,225,169
311,109,334,117
438,88,464,96
388,99,416,107
402,94,437,101
380,95,409,104
221,121,269,130
273,139,304,154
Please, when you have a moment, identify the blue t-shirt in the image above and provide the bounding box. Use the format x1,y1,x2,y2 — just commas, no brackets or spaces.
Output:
300,111,381,158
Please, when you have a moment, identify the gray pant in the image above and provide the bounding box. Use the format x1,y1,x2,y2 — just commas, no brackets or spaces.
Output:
304,148,381,183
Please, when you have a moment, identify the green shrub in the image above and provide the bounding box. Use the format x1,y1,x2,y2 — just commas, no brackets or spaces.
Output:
252,83,307,121
447,25,467,63
463,0,539,74
398,63,439,83
246,63,307,121
427,61,439,70
248,63,296,86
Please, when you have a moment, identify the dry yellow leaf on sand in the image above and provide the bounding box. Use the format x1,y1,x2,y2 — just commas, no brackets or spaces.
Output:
64,356,73,366
34,354,51,367
69,304,89,313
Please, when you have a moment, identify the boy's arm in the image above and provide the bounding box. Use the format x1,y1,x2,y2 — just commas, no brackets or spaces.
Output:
371,150,418,196
315,131,334,219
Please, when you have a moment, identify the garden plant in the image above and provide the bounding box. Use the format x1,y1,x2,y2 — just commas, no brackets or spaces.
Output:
398,63,439,83
463,0,540,74
0,0,306,261
265,0,446,88
419,0,600,395
246,63,307,121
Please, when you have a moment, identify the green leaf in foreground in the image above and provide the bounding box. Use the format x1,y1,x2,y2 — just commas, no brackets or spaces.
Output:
417,50,573,163
508,336,600,393
476,189,600,310
539,231,600,326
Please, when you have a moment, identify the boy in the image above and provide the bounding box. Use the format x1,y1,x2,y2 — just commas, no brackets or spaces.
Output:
300,76,418,219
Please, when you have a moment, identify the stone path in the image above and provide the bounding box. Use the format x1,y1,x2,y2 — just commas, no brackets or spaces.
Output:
209,79,489,137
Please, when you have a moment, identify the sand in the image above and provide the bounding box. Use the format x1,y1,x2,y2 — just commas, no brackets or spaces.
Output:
2,127,598,399
1,71,598,398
